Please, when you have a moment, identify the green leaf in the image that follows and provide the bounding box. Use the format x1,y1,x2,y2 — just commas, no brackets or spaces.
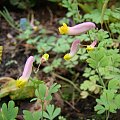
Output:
87,48,112,69
23,110,42,120
35,90,39,98
95,90,120,114
80,80,91,90
1,101,18,120
0,112,3,120
98,56,110,67
108,79,119,90
48,104,54,118
2,103,8,120
52,108,61,119
52,59,62,68
43,112,50,119
87,58,97,68
43,104,61,120
38,84,46,100
84,9,111,24
49,83,61,94
43,66,53,73
115,95,120,108
46,95,52,100
46,83,61,101
23,110,33,120
34,83,47,100
94,105,105,114
109,22,120,34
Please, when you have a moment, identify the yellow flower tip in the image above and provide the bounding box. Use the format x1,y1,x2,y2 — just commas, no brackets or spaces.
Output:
86,45,94,51
58,23,69,34
33,26,39,31
16,79,27,88
64,53,72,61
41,53,49,63
42,53,49,61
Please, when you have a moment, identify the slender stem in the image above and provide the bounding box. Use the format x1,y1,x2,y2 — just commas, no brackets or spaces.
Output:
34,63,41,74
41,101,44,120
101,0,109,28
104,21,113,39
106,111,110,120
53,73,81,92
53,73,97,99
71,73,79,106
96,68,106,89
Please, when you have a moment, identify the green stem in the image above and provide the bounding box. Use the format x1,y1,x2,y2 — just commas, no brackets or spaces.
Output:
96,68,106,89
106,111,110,120
53,73,81,92
101,0,109,28
104,21,111,38
53,73,97,99
41,101,44,120
34,63,41,74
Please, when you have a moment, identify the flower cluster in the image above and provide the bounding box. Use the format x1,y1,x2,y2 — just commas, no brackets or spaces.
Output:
58,22,97,60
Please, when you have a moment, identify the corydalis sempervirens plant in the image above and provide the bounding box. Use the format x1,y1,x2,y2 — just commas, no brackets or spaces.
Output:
86,40,97,51
64,40,80,61
16,56,34,88
58,22,96,35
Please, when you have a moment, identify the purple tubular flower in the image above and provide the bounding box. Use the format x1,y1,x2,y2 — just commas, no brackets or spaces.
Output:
68,22,96,35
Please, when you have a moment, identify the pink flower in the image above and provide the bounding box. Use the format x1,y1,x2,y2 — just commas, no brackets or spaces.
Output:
86,40,97,51
21,56,34,80
16,56,34,88
91,40,97,47
59,22,96,35
64,40,80,60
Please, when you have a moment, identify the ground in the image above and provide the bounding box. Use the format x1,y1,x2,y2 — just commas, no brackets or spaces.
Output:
0,1,120,120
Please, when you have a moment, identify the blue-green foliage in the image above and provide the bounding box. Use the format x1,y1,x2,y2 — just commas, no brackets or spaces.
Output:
43,104,61,120
9,0,36,9
95,89,120,114
23,110,42,120
1,101,18,120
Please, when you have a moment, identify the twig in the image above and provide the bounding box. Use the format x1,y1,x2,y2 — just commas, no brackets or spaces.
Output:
53,73,81,92
65,100,81,113
101,0,109,28
72,73,79,106
47,7,53,25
